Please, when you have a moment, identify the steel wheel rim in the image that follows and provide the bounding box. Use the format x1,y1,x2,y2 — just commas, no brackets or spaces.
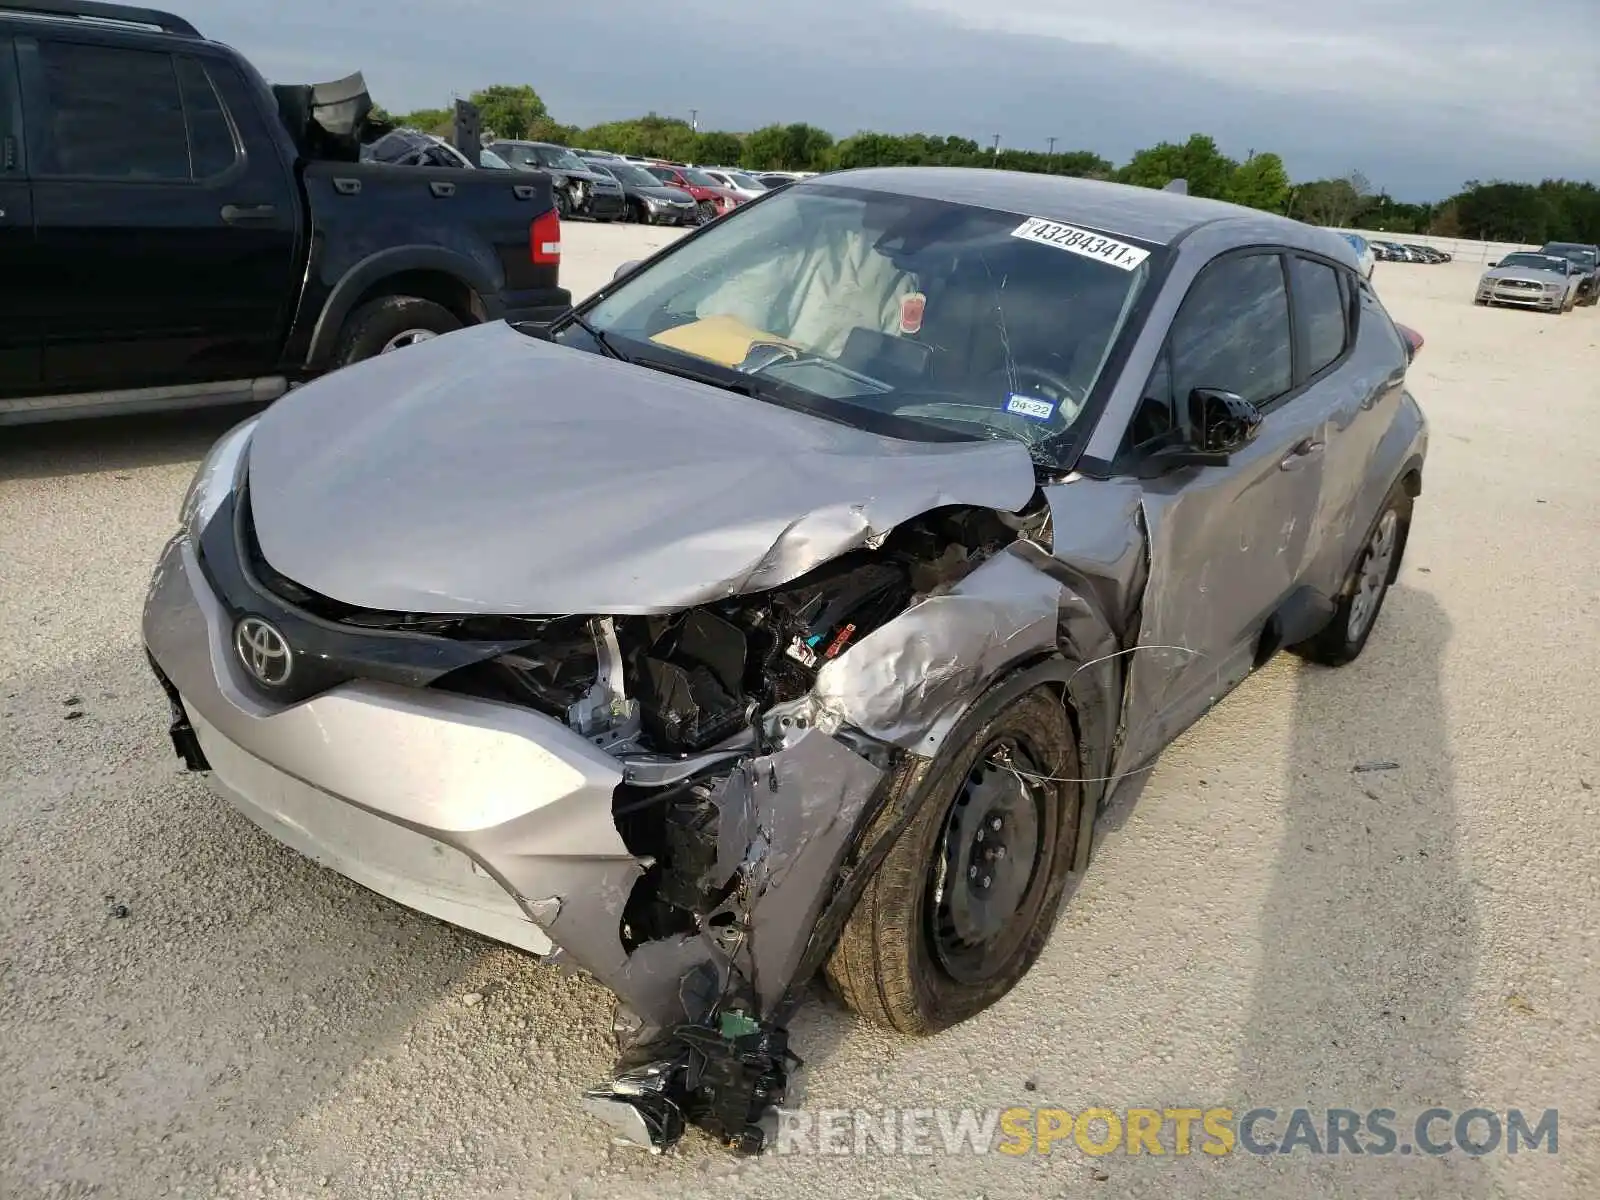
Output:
1347,508,1398,641
927,739,1053,985
380,329,439,354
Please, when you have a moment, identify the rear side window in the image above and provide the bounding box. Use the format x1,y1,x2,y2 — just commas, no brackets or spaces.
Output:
1169,253,1292,406
175,57,238,178
33,41,189,179
1289,256,1350,378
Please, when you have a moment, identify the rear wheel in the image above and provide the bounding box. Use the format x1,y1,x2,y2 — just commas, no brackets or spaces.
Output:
1292,488,1411,667
825,686,1081,1035
333,296,462,367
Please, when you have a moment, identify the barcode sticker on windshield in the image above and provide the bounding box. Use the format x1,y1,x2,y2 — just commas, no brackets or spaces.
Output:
1011,217,1150,271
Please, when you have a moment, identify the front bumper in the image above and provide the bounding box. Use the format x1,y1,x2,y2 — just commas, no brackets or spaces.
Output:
142,532,637,958
1478,282,1563,309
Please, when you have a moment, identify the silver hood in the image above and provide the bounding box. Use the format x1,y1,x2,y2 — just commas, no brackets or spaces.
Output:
246,321,1038,614
1481,266,1564,285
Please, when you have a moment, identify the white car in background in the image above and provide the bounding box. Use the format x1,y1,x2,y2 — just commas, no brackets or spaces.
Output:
1340,233,1377,280
698,168,769,200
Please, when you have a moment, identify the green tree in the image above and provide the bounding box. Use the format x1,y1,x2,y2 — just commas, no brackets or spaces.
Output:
741,123,834,171
1226,152,1290,212
1118,134,1238,199
469,84,549,141
694,130,744,164
392,107,452,136
1290,178,1364,227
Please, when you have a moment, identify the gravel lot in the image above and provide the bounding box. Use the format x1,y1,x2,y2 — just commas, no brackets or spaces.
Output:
3,222,1597,1200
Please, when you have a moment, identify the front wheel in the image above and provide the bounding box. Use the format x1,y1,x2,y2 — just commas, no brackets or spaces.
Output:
826,686,1081,1035
1292,489,1411,666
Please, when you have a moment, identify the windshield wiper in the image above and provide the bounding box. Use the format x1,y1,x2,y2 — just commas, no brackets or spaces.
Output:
627,353,761,397
566,312,628,361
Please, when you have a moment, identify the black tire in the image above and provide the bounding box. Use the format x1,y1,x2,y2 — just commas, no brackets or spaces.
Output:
1292,487,1412,667
554,188,572,219
333,296,463,368
625,199,645,224
825,685,1082,1035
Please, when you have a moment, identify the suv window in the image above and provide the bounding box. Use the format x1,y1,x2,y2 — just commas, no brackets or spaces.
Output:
33,41,189,180
1289,256,1349,377
175,57,237,178
1170,253,1292,406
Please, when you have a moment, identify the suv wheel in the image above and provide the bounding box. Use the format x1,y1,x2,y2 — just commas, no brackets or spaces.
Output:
334,296,462,367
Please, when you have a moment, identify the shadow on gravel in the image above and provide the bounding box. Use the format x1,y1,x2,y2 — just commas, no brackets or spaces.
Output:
0,405,264,484
1236,585,1488,1196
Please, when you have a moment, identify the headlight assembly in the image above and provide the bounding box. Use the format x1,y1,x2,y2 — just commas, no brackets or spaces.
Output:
179,417,258,537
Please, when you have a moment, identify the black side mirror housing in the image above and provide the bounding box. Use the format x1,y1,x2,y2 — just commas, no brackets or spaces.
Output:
1187,387,1262,454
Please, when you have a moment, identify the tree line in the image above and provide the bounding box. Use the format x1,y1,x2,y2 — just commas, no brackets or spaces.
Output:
376,85,1599,244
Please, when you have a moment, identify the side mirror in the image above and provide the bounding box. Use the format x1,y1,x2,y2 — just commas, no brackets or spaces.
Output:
613,259,641,281
1486,260,1498,268
1187,387,1262,455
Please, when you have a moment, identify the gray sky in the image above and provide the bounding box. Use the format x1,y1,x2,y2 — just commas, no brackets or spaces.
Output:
204,0,1598,201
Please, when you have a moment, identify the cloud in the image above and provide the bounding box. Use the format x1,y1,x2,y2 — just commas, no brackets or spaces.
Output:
196,0,1599,200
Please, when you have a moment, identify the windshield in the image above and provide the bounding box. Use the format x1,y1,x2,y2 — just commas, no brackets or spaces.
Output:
572,184,1155,466
479,149,512,170
682,168,720,188
603,162,665,188
728,172,765,191
1498,254,1564,271
546,148,589,171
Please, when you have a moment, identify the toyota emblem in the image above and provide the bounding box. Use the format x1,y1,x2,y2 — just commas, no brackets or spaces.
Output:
234,616,293,687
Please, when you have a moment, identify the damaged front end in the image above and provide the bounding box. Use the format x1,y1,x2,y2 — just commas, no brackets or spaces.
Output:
422,506,1054,1151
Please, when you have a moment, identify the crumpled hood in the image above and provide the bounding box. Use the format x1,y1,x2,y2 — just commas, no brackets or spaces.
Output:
246,321,1038,614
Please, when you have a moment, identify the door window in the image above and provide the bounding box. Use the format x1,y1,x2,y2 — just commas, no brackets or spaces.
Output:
1169,252,1292,407
175,57,238,179
32,42,189,180
1288,256,1350,378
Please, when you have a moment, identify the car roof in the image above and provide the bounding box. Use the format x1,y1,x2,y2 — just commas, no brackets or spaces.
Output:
807,166,1311,245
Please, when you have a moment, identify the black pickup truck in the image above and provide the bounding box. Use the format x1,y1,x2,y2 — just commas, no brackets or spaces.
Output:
0,1,570,424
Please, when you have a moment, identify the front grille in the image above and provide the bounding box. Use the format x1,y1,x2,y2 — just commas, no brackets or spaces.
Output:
1499,279,1540,290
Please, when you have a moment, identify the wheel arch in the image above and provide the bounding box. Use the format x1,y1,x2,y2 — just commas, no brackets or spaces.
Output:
306,248,495,369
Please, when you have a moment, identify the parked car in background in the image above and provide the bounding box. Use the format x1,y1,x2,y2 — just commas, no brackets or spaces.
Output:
364,128,512,172
1475,252,1581,313
0,1,568,424
1340,233,1377,279
643,164,741,222
144,165,1427,1157
1402,243,1450,263
698,168,768,200
1538,242,1600,306
487,141,626,221
755,172,799,190
582,158,698,225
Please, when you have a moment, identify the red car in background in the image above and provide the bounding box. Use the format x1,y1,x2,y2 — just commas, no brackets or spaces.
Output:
644,164,741,223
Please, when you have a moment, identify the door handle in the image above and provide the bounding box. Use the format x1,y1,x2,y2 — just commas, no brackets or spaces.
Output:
1279,438,1325,470
220,203,278,224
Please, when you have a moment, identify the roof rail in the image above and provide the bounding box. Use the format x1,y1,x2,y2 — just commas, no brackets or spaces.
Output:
0,1,200,37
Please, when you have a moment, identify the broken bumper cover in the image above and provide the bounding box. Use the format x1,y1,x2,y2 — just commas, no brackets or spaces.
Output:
141,531,636,958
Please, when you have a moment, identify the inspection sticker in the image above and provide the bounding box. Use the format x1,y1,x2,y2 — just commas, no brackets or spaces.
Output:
1006,394,1055,420
1010,217,1150,271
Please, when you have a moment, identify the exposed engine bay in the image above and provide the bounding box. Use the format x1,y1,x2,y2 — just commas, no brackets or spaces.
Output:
435,506,1028,757
423,504,1045,1151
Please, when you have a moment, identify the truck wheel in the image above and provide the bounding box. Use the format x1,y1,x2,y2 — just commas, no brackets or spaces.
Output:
334,296,462,367
825,686,1081,1035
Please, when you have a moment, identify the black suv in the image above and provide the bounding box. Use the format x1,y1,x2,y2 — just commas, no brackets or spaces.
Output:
0,1,570,423
1538,242,1600,307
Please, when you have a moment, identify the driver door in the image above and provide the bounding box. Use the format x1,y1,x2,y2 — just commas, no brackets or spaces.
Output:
1111,251,1329,775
